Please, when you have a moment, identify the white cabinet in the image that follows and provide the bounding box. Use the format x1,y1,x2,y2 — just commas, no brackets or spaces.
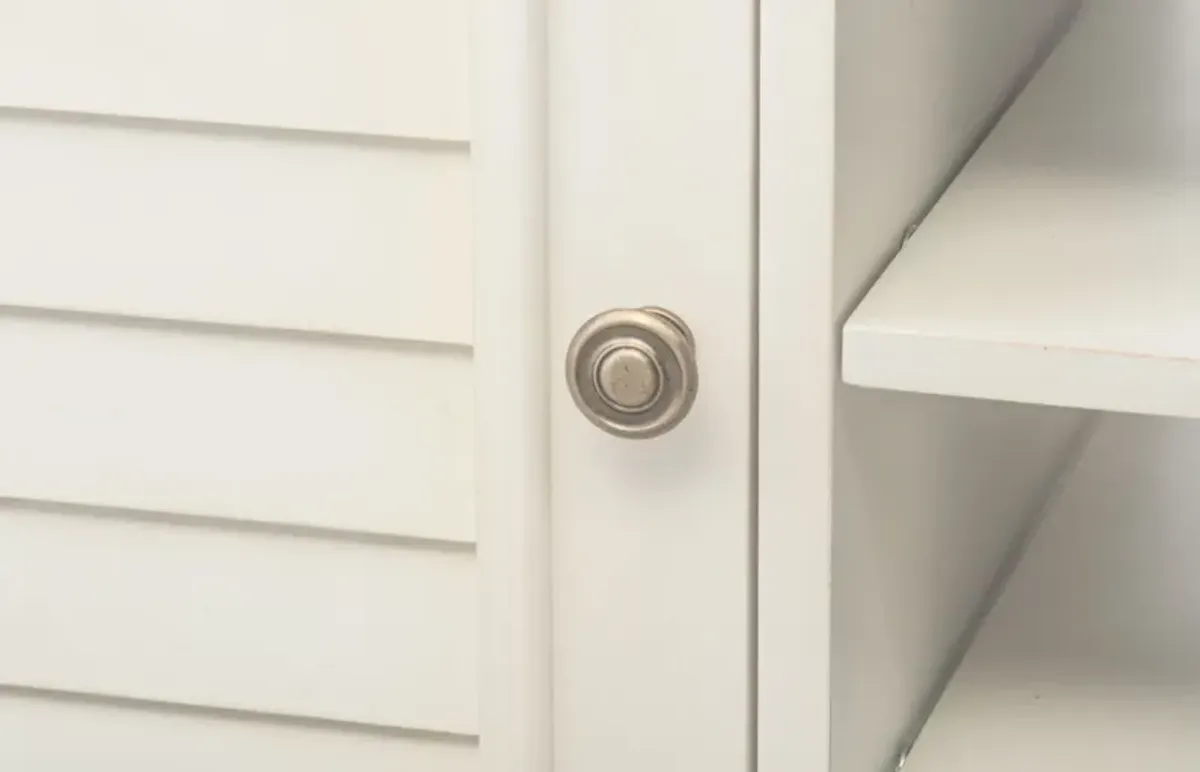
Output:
2,1,1194,771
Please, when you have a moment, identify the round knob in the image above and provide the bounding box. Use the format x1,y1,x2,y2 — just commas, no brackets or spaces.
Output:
565,307,698,439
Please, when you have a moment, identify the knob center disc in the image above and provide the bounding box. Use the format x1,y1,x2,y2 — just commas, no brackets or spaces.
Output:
594,343,662,412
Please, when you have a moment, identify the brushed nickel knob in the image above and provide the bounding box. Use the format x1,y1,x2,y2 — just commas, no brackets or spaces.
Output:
565,307,698,439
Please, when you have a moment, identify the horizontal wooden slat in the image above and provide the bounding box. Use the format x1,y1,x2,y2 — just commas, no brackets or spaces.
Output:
0,691,476,772
0,0,469,140
0,113,472,344
0,315,474,542
0,505,478,734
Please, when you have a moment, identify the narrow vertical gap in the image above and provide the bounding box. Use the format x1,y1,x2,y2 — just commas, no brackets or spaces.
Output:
747,0,762,768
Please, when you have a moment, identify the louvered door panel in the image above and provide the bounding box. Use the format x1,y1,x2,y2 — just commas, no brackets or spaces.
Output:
0,1,481,766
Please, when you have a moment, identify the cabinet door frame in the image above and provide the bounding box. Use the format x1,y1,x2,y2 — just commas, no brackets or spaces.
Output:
471,1,554,771
756,0,836,770
473,1,758,770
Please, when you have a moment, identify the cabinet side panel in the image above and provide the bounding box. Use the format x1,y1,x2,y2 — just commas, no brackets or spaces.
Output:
832,3,1083,771
757,2,835,772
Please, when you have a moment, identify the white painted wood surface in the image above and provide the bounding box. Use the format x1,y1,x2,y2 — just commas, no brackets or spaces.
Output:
0,691,476,772
0,1,481,765
905,415,1200,772
0,503,477,734
0,0,469,140
0,316,473,541
548,1,755,770
470,0,553,771
1,0,758,769
0,113,471,344
844,0,1200,420
817,4,1086,772
756,0,834,770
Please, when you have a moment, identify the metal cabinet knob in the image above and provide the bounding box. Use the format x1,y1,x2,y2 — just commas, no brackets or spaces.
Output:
565,307,698,439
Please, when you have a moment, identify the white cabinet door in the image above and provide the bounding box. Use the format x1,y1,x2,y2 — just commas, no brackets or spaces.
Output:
474,1,756,771
0,1,753,770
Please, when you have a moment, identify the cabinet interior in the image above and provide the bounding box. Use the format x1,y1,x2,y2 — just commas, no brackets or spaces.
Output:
836,1,1200,769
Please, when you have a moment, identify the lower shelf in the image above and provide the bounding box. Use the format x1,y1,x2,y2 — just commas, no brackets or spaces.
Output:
905,415,1200,771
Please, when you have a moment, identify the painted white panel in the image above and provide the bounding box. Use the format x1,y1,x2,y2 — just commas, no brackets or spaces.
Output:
0,505,477,734
828,4,1084,772
470,2,555,771
0,114,472,345
832,390,1086,772
756,1,835,771
548,0,753,769
906,415,1200,771
844,0,1200,420
0,0,469,140
0,316,474,542
0,691,476,772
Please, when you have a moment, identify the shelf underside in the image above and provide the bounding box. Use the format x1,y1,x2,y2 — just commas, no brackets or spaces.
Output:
843,0,1200,419
904,415,1200,771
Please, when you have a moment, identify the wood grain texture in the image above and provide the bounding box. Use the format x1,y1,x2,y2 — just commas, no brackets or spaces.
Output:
0,504,478,734
0,0,469,140
0,315,474,542
844,0,1200,419
0,691,476,772
905,415,1200,772
0,113,471,344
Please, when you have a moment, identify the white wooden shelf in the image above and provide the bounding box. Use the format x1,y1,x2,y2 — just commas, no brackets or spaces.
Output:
904,415,1200,771
843,0,1200,418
